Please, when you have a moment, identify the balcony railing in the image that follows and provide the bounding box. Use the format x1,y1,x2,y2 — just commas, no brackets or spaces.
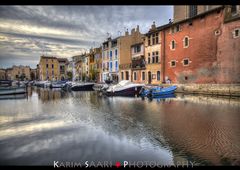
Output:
132,58,146,70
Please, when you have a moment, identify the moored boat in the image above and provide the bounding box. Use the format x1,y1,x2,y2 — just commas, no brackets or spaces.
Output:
0,86,27,95
93,83,109,91
0,93,27,100
0,80,12,87
71,82,95,91
50,81,67,88
104,80,144,97
141,85,177,98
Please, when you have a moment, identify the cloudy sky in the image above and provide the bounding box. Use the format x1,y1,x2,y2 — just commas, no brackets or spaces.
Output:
0,6,173,68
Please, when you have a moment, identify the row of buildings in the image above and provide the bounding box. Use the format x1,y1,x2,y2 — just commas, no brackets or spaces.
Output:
0,65,37,81
1,5,239,85
71,5,240,84
0,56,69,81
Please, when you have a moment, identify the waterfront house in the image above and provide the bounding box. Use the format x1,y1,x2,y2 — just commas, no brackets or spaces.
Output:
39,56,59,81
119,26,143,82
39,56,69,81
73,54,87,81
101,38,110,82
144,22,168,85
0,69,6,80
164,5,240,84
101,37,120,83
131,42,146,83
93,47,102,83
57,58,69,80
5,65,31,81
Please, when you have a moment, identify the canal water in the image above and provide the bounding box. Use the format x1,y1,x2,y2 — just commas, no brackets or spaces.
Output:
0,87,239,166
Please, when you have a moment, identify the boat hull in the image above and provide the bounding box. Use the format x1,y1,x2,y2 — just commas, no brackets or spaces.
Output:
105,86,143,97
148,86,177,98
0,86,27,95
71,83,94,91
0,94,27,100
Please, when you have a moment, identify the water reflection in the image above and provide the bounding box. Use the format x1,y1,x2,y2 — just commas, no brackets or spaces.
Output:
0,88,239,166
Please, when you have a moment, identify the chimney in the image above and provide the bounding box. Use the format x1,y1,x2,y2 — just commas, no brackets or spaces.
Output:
131,28,135,35
136,25,139,32
125,29,129,36
151,21,156,30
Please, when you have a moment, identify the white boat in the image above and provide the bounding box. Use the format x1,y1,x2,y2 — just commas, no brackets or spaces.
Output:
93,83,109,91
0,86,27,95
44,81,51,88
34,81,47,88
50,81,67,88
104,80,144,96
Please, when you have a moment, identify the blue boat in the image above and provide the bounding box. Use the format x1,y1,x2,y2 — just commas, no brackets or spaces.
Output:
140,85,177,98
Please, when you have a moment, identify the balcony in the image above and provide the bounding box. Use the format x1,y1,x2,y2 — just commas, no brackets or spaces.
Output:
131,58,146,70
103,68,109,72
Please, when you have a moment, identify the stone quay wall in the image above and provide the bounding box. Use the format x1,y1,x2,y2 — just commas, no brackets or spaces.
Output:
161,84,240,97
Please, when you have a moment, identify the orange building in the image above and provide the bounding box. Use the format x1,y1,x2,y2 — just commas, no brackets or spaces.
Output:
164,6,240,84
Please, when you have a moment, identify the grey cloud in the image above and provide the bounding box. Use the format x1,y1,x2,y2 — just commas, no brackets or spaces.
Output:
0,6,172,68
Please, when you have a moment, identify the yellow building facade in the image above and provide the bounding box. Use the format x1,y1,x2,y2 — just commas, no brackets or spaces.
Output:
144,22,162,85
39,56,59,81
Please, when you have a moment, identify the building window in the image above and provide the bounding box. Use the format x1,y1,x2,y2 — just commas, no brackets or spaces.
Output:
110,51,112,60
52,64,54,68
183,58,190,66
115,49,118,58
46,64,48,68
148,36,151,46
176,25,180,32
156,51,159,63
152,52,155,63
170,60,176,67
115,61,118,71
148,57,151,64
126,71,129,80
121,72,124,80
183,36,189,48
52,70,54,75
171,25,181,34
134,45,141,53
233,28,240,38
157,71,160,81
156,33,159,44
110,62,112,71
189,5,198,18
171,40,176,50
152,34,155,45
134,72,137,81
142,72,145,81
231,6,237,15
205,5,209,11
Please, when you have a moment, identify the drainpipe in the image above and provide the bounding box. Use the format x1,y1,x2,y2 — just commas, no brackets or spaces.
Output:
161,30,166,84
